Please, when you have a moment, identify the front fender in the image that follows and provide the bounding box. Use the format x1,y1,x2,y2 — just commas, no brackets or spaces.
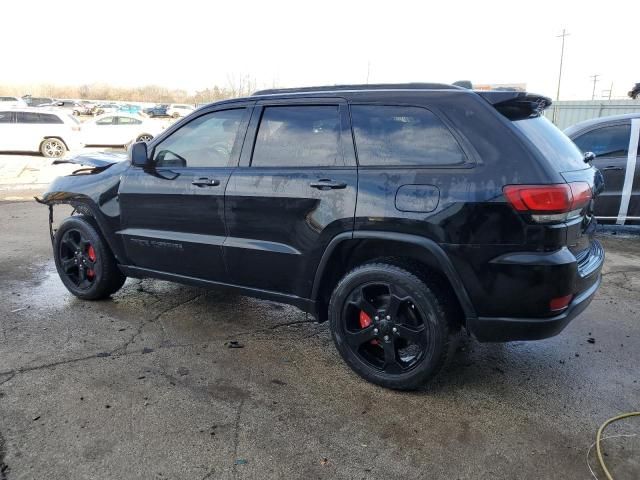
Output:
39,160,130,263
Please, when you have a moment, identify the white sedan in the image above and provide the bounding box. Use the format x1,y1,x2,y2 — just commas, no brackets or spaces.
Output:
81,114,164,146
166,104,195,118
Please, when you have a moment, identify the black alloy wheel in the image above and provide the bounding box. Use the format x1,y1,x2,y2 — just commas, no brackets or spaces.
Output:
53,215,126,300
341,281,432,374
329,262,453,390
58,228,98,291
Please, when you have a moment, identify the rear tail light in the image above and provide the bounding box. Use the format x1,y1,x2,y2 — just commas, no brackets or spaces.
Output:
503,182,592,223
550,294,573,312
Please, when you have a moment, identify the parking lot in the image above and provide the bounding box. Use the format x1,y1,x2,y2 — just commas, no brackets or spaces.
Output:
0,191,639,478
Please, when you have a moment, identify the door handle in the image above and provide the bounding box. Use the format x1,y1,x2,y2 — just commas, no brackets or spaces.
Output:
192,177,221,187
601,166,623,171
309,179,347,190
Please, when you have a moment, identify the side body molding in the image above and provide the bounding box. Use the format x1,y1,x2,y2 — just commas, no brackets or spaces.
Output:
311,231,477,322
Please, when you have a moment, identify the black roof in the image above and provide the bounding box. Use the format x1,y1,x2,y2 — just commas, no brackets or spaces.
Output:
252,83,462,96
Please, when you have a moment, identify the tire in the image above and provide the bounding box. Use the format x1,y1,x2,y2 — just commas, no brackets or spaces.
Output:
171,112,180,119
136,134,153,142
329,261,453,390
53,215,126,300
40,138,67,158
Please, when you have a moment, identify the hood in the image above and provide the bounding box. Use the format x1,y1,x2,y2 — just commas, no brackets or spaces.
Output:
53,151,128,168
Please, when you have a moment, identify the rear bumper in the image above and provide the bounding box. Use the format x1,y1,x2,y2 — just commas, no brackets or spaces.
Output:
467,273,601,341
466,239,604,342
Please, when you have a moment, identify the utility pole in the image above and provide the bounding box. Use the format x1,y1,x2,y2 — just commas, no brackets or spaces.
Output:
590,74,600,100
553,29,570,123
366,61,371,84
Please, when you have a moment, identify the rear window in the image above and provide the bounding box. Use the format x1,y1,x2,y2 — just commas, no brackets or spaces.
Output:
512,116,586,171
351,105,467,166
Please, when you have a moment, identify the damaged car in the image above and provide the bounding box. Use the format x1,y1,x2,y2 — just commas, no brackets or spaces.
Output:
39,84,605,389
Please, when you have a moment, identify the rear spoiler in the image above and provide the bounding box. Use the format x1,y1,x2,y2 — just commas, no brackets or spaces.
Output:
476,91,552,120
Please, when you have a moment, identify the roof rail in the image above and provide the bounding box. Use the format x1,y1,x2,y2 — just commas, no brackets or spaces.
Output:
252,83,462,96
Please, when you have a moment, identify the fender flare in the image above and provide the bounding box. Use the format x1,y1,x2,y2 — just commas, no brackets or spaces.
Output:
311,231,477,321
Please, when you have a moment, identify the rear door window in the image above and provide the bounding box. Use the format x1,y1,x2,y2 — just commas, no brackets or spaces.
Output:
251,105,342,167
96,117,115,125
0,112,13,123
116,116,142,125
16,112,40,124
573,124,631,158
350,105,467,166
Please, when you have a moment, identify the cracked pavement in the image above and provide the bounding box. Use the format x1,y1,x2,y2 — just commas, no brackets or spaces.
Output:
0,201,639,479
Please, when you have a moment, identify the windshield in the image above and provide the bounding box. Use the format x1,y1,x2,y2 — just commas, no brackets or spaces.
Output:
513,116,587,172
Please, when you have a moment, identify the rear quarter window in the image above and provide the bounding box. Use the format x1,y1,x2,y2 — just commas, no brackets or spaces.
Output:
350,105,467,166
40,113,64,124
513,116,586,171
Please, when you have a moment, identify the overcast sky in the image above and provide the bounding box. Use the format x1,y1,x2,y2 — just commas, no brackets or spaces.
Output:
3,0,637,100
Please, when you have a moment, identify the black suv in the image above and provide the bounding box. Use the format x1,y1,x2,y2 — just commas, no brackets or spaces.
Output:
40,83,605,389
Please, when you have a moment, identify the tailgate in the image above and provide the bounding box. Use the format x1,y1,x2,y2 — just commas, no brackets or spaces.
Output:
561,166,605,258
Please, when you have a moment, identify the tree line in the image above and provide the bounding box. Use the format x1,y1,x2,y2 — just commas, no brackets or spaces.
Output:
1,78,263,104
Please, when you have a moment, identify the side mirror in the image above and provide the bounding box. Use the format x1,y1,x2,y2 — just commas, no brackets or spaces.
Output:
130,141,149,167
583,151,596,164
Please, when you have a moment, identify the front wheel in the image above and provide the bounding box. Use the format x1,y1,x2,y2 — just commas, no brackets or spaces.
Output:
40,138,67,158
53,215,126,300
329,262,453,390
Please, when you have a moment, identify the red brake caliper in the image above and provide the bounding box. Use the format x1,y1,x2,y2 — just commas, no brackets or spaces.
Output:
359,311,379,345
86,245,97,279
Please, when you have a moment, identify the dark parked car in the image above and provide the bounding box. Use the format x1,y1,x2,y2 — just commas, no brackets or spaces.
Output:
143,104,169,117
628,83,640,100
565,113,639,225
39,83,604,389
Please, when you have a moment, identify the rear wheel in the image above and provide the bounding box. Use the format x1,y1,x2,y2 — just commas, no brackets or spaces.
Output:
53,215,126,300
136,134,153,142
40,138,66,158
329,262,452,390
